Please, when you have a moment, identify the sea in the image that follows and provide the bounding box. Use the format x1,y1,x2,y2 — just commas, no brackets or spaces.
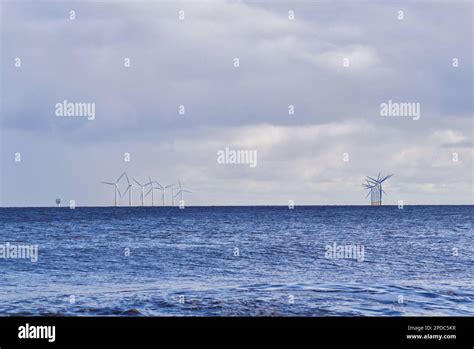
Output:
0,206,472,316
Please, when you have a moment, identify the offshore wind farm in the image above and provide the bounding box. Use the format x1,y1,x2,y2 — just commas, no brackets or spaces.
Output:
100,171,192,207
99,170,396,208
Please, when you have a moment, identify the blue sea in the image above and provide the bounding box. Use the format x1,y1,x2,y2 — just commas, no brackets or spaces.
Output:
0,206,472,316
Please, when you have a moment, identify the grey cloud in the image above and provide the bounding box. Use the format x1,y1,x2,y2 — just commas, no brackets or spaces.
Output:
1,0,472,206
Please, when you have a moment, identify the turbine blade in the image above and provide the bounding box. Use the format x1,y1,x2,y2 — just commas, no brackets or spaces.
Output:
366,176,378,183
364,180,375,188
123,186,130,196
101,182,115,185
133,178,142,186
145,188,153,197
117,171,126,182
379,174,394,183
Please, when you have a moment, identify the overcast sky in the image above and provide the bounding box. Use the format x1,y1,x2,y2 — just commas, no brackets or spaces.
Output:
1,0,472,206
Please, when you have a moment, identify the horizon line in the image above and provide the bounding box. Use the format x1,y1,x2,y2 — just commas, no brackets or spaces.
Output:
1,204,473,208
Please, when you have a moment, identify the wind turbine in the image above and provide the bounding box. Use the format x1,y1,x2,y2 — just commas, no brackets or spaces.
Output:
174,179,192,206
144,176,160,206
122,172,139,206
363,173,393,206
171,187,177,206
363,180,378,204
132,178,150,206
153,181,175,206
101,171,126,206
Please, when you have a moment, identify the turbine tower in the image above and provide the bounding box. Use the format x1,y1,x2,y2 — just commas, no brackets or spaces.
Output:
132,178,150,207
153,181,175,206
363,180,378,205
171,188,177,206
144,176,160,206
101,171,126,206
363,173,393,206
174,179,192,206
122,172,139,206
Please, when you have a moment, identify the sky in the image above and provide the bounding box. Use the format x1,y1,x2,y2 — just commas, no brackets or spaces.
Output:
0,0,472,206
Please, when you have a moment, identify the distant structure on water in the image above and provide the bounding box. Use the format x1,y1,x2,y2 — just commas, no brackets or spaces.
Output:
101,171,192,207
55,198,61,207
363,173,393,206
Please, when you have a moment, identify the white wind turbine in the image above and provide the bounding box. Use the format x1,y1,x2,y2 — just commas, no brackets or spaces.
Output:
153,181,175,206
171,187,177,206
174,179,192,205
132,178,150,206
122,172,139,206
101,171,126,207
144,176,161,206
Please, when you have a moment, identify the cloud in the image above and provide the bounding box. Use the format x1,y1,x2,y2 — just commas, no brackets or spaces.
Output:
0,0,472,206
